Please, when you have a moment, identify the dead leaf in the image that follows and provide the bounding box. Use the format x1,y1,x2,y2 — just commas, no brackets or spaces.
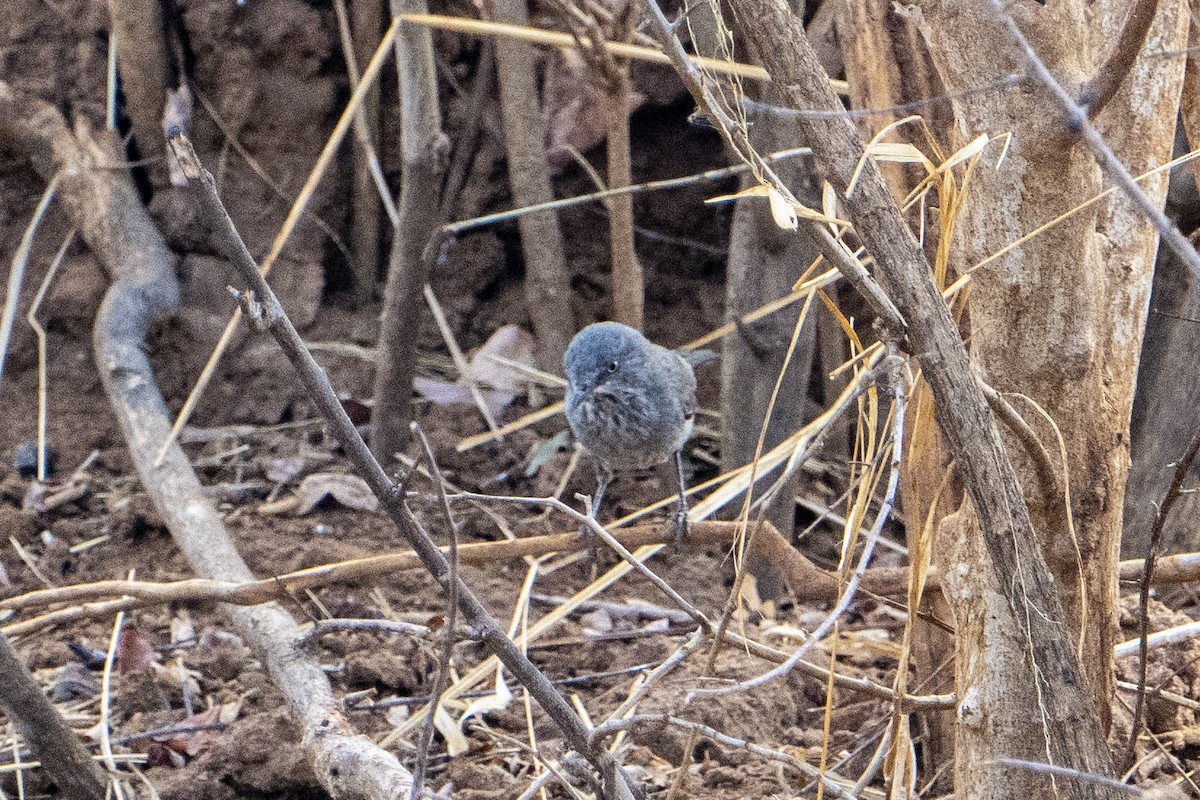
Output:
150,700,240,759
414,325,537,416
117,627,158,675
293,473,379,515
543,53,647,172
340,396,373,426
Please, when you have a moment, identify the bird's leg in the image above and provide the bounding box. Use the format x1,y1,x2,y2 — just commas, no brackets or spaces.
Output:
582,466,611,563
672,450,690,545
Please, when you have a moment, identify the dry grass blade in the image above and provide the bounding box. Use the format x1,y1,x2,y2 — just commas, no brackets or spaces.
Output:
423,284,500,432
98,576,130,776
0,173,59,395
25,230,75,480
398,12,850,92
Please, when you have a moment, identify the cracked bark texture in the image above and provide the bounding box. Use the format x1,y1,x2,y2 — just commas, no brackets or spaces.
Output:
842,1,1188,796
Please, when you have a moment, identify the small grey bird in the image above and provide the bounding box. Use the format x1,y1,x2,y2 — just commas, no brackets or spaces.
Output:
563,321,714,541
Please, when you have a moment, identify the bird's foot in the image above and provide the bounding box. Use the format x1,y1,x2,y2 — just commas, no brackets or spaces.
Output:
671,507,690,547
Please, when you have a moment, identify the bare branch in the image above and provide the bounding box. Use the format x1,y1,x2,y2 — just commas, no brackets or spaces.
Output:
0,631,107,800
1125,423,1200,769
169,133,642,799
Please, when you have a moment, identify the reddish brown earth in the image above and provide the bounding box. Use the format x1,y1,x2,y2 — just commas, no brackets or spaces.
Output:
2,0,1198,798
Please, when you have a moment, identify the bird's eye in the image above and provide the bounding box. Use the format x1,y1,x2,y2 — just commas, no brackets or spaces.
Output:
607,360,619,373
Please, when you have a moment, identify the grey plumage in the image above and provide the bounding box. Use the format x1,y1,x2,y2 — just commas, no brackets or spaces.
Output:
563,321,711,539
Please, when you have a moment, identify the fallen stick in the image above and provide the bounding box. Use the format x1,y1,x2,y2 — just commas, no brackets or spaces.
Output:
0,81,415,800
10,517,1196,632
2,521,898,626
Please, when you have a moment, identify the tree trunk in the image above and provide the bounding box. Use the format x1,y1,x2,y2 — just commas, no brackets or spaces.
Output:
350,0,383,300
106,0,170,187
489,0,575,368
856,2,1187,795
721,112,820,601
369,1,449,464
1124,231,1200,558
606,41,643,330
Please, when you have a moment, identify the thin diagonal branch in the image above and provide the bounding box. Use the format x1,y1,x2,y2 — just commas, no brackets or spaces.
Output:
169,133,641,800
1125,424,1200,770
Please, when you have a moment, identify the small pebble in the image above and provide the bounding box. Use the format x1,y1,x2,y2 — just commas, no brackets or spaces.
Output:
13,441,56,478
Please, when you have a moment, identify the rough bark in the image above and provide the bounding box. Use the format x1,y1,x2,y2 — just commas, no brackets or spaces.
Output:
841,1,1186,796
837,0,948,198
0,82,417,800
0,631,108,800
489,0,575,367
712,0,1174,796
370,1,450,464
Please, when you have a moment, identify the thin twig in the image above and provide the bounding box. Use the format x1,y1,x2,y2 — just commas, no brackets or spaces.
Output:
295,618,431,647
410,423,460,800
609,628,704,722
169,133,641,800
996,759,1140,796
1124,407,1200,769
438,146,812,239
741,74,1022,121
0,631,107,799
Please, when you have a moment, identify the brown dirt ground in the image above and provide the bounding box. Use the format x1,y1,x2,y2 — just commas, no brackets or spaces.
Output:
2,0,1199,798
